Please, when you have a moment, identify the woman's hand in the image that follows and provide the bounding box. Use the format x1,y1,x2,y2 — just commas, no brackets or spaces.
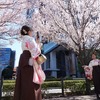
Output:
36,38,43,50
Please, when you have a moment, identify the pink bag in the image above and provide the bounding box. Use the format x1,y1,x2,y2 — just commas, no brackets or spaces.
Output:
33,65,46,84
84,66,92,80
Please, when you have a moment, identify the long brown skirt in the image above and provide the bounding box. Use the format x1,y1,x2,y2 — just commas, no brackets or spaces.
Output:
13,50,42,100
92,65,100,94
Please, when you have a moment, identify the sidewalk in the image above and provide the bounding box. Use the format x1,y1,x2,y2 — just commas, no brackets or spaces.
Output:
43,95,96,100
42,88,96,100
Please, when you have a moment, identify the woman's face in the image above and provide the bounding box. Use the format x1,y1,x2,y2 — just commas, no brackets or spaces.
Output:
92,54,96,60
28,31,32,37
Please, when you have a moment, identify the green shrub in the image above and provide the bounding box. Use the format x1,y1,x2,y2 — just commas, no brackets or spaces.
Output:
3,79,93,95
3,83,15,92
3,80,15,92
63,80,86,95
45,77,61,81
42,81,61,89
1,96,13,100
3,80,15,83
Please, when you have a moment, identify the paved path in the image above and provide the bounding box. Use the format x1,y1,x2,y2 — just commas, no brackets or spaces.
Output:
43,95,97,100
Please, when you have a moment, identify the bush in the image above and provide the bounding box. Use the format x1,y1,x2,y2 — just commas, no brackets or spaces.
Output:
3,79,94,96
42,81,61,89
1,96,13,100
64,80,86,95
3,80,15,92
45,76,61,81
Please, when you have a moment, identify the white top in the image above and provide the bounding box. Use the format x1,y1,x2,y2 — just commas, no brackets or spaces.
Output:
89,59,100,67
21,35,41,59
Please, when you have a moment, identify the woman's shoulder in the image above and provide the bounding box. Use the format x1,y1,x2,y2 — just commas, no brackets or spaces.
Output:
22,35,35,41
95,59,100,62
90,59,97,63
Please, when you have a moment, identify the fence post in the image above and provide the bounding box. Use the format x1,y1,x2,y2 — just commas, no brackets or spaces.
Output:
61,78,64,96
0,68,3,99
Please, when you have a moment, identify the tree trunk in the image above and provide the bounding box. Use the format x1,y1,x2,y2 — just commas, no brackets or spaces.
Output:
78,46,91,94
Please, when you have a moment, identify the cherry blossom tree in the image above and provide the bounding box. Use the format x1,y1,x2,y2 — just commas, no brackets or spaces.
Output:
1,0,100,93
29,0,100,94
0,0,27,46
30,0,100,66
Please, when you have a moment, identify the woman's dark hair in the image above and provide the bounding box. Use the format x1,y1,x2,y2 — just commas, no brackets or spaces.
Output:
20,25,32,35
92,51,97,56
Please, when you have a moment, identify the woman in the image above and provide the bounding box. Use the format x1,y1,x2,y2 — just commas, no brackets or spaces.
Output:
89,52,100,99
13,25,42,100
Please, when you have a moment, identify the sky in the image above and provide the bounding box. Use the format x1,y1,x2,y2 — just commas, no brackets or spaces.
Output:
7,40,22,67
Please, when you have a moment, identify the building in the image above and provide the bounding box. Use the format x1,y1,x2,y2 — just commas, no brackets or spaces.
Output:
0,48,15,79
42,42,80,78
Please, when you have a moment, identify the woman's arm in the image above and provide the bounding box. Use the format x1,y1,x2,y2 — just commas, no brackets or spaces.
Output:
25,37,41,59
36,32,43,50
